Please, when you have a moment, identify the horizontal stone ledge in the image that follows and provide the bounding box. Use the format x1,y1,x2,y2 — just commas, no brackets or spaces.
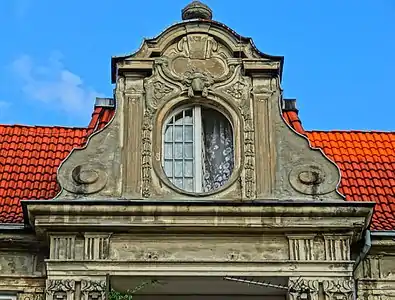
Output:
23,199,374,216
33,218,364,230
46,260,353,278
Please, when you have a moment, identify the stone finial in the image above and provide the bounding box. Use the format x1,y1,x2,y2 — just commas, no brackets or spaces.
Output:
182,1,213,20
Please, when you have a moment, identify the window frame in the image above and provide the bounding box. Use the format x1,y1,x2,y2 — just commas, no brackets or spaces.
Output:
152,95,243,197
159,101,238,195
0,295,17,300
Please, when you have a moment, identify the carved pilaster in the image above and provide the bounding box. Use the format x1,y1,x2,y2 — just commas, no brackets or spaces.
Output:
121,74,146,197
251,75,277,198
287,234,315,260
81,280,106,300
288,278,319,300
323,235,351,261
361,255,382,279
83,233,112,260
49,234,76,260
46,279,75,300
323,279,354,300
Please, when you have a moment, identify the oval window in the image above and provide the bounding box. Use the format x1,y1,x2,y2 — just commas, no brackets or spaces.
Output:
162,105,234,193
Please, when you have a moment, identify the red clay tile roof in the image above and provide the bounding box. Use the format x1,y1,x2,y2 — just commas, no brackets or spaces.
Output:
0,107,394,231
284,110,395,230
306,130,395,231
0,106,114,223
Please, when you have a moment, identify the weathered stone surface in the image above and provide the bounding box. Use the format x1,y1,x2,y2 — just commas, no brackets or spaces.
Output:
109,233,288,262
53,10,343,202
4,2,380,300
0,251,45,276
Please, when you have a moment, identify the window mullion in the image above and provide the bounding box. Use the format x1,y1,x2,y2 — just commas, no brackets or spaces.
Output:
194,106,202,193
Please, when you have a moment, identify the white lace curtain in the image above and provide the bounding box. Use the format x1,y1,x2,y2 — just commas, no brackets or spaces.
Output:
201,108,234,192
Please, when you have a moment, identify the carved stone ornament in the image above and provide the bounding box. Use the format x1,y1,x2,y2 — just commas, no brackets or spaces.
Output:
181,1,213,20
289,278,319,300
289,162,338,196
182,69,214,98
81,280,106,300
140,32,247,198
141,108,154,197
18,293,44,300
323,279,354,300
226,81,246,100
62,162,108,194
46,279,75,300
153,81,173,100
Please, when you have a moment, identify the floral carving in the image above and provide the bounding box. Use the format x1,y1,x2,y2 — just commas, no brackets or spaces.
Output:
323,279,354,300
239,100,255,198
289,279,319,300
81,280,106,300
18,294,44,300
226,81,246,99
141,108,154,197
46,280,75,300
153,81,172,101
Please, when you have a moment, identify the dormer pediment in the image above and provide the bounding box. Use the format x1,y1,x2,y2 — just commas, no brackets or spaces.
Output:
56,1,343,202
111,20,284,83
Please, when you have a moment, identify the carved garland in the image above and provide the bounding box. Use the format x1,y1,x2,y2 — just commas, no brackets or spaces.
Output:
142,108,155,198
142,76,174,197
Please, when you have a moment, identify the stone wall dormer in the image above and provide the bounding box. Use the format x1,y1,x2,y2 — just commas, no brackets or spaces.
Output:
56,1,343,201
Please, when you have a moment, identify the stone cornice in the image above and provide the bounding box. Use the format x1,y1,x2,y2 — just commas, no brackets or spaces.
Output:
22,199,373,239
46,260,353,278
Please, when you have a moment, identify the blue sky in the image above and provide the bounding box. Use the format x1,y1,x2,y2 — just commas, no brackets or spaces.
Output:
0,0,394,130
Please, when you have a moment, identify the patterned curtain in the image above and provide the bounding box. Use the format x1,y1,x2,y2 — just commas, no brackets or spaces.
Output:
201,108,234,192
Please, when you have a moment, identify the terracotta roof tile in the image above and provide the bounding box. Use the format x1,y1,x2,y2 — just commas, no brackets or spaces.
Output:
0,106,114,223
0,106,393,231
283,111,395,230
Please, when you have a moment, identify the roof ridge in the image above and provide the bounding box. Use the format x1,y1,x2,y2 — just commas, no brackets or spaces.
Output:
307,129,395,134
0,124,88,130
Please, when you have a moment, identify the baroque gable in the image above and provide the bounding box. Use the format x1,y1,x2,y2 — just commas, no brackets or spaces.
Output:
55,6,342,201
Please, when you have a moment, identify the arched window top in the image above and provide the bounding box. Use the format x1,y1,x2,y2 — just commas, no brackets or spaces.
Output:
162,105,234,194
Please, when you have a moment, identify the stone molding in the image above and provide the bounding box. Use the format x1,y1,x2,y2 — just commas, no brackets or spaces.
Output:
46,260,353,278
